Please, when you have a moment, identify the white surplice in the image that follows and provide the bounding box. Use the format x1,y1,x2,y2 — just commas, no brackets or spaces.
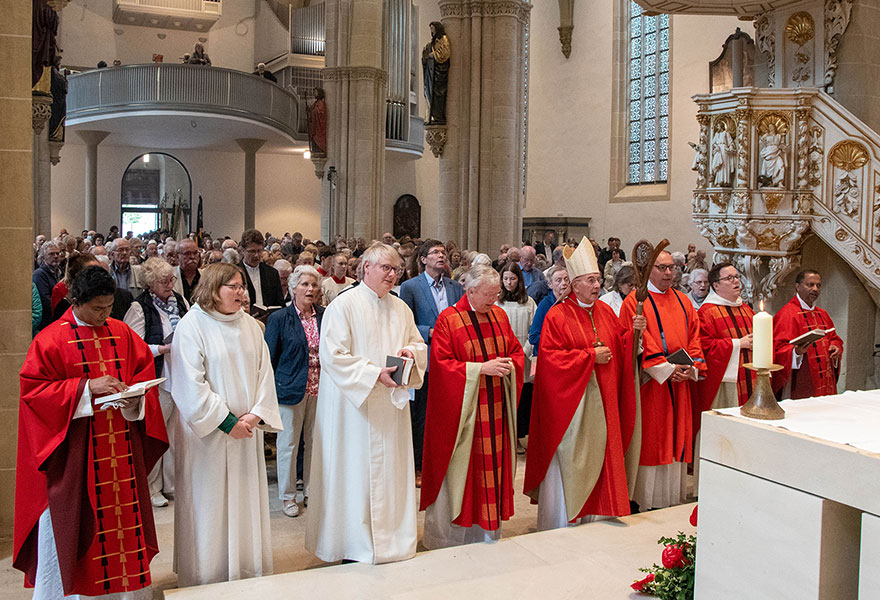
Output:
305,283,427,564
169,305,282,587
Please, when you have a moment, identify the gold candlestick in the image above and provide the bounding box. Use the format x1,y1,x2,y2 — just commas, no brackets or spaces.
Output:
740,363,785,420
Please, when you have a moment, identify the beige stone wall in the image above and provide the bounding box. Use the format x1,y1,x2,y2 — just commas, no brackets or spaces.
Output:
0,0,32,538
831,0,880,134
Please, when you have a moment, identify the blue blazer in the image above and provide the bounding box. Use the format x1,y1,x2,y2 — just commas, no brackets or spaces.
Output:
264,303,324,405
399,273,463,353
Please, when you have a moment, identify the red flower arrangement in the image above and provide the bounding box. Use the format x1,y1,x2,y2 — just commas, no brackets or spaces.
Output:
630,505,698,599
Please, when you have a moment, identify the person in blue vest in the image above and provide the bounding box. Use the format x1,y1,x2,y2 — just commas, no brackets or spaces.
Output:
399,239,463,486
123,257,189,508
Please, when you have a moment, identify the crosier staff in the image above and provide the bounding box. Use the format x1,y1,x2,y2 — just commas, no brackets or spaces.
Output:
624,238,669,496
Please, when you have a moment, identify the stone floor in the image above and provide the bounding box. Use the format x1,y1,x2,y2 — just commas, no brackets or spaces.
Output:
0,453,695,600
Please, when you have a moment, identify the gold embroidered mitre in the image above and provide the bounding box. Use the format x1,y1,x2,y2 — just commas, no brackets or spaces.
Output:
563,236,600,279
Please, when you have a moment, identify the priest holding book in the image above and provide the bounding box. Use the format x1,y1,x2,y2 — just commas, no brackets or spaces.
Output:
772,269,843,399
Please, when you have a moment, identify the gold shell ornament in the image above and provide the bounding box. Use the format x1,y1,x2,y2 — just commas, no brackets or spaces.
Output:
785,12,815,47
829,140,869,172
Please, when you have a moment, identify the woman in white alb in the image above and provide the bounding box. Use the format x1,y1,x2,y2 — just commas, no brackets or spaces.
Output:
170,263,282,587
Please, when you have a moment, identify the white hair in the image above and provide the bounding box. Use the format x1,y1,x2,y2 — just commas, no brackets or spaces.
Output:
273,259,292,274
39,240,61,261
289,264,321,296
471,253,492,267
221,248,240,264
690,268,709,279
139,257,174,289
94,255,111,269
462,263,500,291
670,251,686,266
361,242,401,268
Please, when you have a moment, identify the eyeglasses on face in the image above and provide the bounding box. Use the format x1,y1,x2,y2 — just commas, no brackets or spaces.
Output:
653,264,676,272
718,274,741,282
222,284,246,292
376,263,404,275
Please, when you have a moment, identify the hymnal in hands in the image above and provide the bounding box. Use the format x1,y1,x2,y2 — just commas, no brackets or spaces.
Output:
95,377,166,409
666,348,695,366
385,355,414,386
789,328,834,346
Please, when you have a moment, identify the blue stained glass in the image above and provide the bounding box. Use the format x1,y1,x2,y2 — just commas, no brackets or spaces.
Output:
644,75,656,97
659,159,668,180
631,1,642,17
660,29,669,51
645,54,657,74
659,94,668,114
630,120,641,142
645,140,656,162
645,15,656,34
630,99,641,121
659,72,669,94
643,162,655,182
645,118,656,140
660,50,669,72
631,79,641,100
630,59,641,79
630,142,640,163
659,115,669,137
645,96,656,119
660,14,669,28
630,164,640,183
645,32,657,54
630,16,641,37
659,138,668,159
631,36,642,58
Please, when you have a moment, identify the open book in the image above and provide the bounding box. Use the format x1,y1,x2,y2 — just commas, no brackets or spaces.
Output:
789,327,835,346
95,377,166,407
666,348,695,366
385,355,414,386
251,304,284,320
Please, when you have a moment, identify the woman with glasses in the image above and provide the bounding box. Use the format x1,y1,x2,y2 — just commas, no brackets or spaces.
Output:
123,257,190,508
170,263,282,586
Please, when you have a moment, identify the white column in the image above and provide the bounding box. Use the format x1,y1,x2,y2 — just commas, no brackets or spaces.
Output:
77,130,110,232
236,138,266,231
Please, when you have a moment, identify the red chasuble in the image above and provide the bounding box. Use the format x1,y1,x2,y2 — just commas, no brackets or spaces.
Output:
771,296,843,398
524,297,634,518
420,296,524,530
695,301,757,430
619,288,706,466
15,309,168,596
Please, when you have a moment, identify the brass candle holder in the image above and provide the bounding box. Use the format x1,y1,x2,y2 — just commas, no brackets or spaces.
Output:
740,363,785,420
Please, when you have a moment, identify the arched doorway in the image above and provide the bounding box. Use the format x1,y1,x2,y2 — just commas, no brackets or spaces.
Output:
121,153,192,237
393,194,421,239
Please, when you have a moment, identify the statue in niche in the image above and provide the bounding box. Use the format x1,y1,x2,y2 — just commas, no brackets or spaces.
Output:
32,0,59,88
49,54,67,143
308,87,327,156
710,121,735,187
758,123,787,188
833,171,860,217
422,21,450,125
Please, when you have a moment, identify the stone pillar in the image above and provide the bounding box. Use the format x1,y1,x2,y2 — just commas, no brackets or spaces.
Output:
236,138,266,231
33,127,51,237
0,0,35,537
77,130,109,232
438,0,531,253
322,0,387,240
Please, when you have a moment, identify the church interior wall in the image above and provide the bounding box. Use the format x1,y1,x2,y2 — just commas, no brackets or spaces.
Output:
50,145,323,240
58,0,256,72
830,0,880,135
769,235,877,392
254,1,290,66
525,2,748,252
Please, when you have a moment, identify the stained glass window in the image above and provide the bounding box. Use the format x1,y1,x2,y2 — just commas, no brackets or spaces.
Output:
628,3,669,184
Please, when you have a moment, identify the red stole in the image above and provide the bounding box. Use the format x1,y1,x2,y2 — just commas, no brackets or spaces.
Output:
772,296,843,398
695,302,757,431
524,297,633,518
619,288,706,466
15,309,167,596
420,296,524,530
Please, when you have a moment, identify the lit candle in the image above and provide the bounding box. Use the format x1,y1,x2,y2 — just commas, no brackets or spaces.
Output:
752,300,773,369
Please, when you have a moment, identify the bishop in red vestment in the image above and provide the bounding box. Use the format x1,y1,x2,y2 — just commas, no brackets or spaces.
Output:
524,239,640,530
14,266,167,598
772,270,843,399
619,251,706,511
695,263,757,432
420,265,524,549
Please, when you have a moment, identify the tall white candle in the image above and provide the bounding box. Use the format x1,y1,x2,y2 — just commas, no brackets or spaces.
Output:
752,301,773,368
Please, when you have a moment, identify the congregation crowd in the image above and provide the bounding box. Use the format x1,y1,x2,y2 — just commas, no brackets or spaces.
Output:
18,225,844,597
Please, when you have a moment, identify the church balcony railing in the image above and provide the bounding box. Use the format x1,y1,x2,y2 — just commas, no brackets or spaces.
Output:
692,86,880,300
66,63,304,144
113,0,221,31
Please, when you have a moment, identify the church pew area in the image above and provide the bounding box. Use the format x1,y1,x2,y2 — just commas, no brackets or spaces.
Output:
164,503,696,600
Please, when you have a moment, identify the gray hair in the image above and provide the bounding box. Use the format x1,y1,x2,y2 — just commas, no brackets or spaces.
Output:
289,264,321,295
94,254,111,269
361,242,401,268
273,259,292,275
139,257,174,289
547,264,569,282
690,268,709,280
471,252,492,267
462,263,500,291
670,251,686,267
221,248,240,264
39,240,61,262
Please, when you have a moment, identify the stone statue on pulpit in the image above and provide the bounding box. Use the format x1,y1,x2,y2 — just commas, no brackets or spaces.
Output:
758,123,787,188
422,21,450,125
710,122,735,187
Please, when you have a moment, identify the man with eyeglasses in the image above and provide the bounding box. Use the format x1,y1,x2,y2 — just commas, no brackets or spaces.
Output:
307,242,427,564
399,239,464,485
771,269,843,399
33,241,63,332
619,250,706,511
173,238,202,304
694,263,756,436
238,228,284,311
